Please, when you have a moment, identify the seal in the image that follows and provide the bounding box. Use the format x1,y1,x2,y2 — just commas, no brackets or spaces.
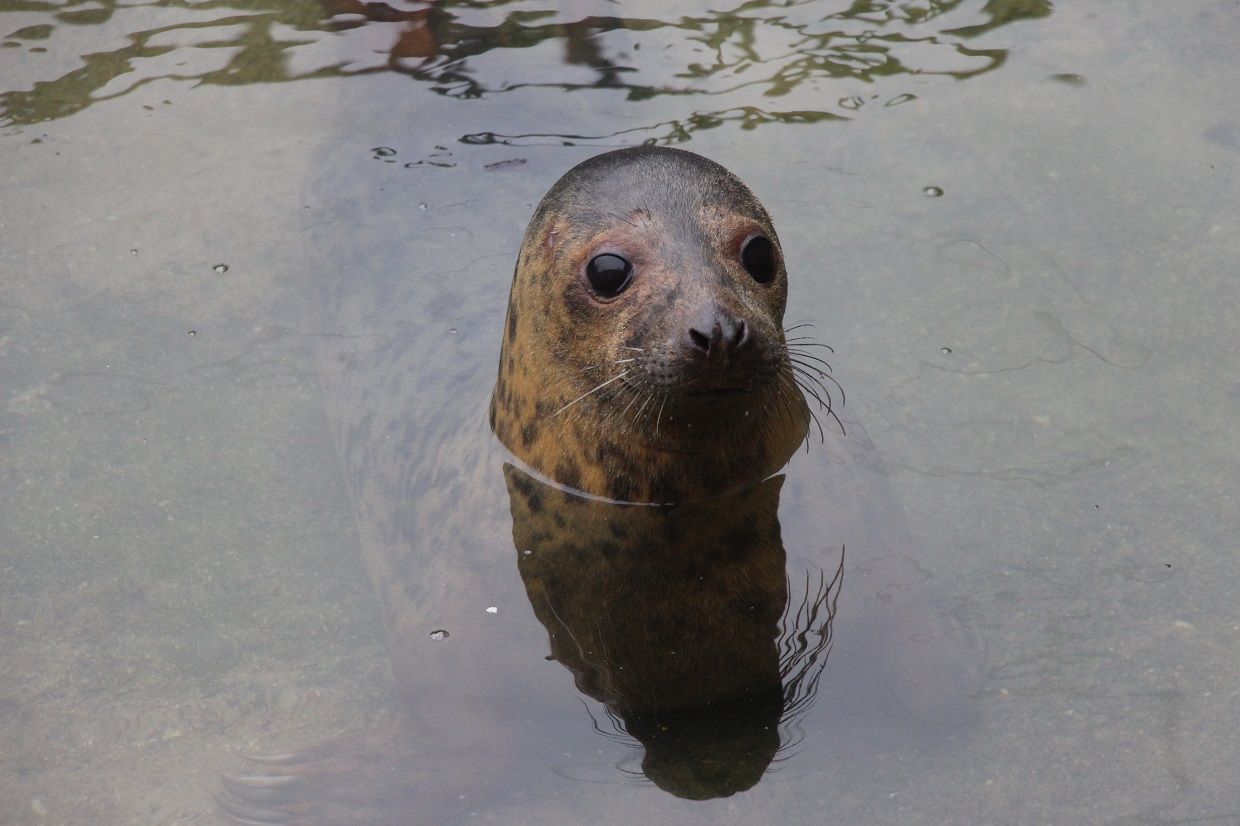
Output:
219,147,977,825
490,147,812,503
503,463,843,800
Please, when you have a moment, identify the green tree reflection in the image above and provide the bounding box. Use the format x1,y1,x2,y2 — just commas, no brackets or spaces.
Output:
1,0,1051,141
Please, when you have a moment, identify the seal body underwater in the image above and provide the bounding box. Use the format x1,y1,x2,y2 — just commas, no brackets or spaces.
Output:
219,147,981,824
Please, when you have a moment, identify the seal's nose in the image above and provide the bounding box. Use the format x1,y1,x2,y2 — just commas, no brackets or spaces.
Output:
687,304,749,357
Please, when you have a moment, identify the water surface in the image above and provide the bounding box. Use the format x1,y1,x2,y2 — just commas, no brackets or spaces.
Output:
3,1,1240,823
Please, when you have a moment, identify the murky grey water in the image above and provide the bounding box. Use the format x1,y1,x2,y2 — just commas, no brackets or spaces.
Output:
3,1,1240,823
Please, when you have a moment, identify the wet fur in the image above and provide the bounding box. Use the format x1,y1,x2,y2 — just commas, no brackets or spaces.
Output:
491,147,810,503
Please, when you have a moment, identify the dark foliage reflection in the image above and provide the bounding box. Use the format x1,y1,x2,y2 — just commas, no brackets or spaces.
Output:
2,0,1050,141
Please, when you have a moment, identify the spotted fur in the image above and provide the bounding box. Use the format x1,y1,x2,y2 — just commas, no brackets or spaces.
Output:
492,147,810,503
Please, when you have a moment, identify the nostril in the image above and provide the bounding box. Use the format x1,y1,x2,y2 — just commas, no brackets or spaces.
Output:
730,319,749,349
688,327,711,351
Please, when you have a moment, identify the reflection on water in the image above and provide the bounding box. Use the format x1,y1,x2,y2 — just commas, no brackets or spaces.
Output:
219,461,848,820
507,465,841,800
2,0,1050,141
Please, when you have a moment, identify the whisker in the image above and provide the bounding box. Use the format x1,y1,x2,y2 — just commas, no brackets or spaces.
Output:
796,374,845,436
793,379,831,420
554,371,631,417
616,384,644,423
632,391,655,426
776,373,812,453
785,341,845,406
789,359,831,383
598,376,641,432
787,351,835,373
784,337,835,353
791,359,845,406
790,360,844,409
791,366,833,407
789,370,841,440
603,376,647,435
823,373,845,407
806,403,826,444
826,403,846,436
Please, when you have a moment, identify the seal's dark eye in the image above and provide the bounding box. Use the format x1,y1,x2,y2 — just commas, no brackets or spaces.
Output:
741,235,776,284
585,253,633,298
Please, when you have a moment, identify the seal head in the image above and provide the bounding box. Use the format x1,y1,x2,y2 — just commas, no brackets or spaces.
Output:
491,146,810,503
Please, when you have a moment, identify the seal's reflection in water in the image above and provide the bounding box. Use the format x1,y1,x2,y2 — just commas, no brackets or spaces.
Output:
219,147,980,823
505,464,841,799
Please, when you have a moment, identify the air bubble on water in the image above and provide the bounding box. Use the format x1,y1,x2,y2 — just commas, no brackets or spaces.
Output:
940,346,952,354
429,629,449,641
923,186,944,198
418,202,428,210
372,146,397,157
486,607,498,614
212,263,229,274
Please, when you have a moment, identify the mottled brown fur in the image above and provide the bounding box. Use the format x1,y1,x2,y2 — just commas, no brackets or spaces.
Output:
491,147,809,503
505,463,788,712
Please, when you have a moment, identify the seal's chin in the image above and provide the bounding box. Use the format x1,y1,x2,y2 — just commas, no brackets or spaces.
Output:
685,387,752,398
632,387,768,442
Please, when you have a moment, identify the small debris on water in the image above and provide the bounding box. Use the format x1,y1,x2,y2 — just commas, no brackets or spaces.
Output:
429,629,449,640
1049,73,1085,86
486,606,498,614
923,186,944,198
371,146,397,158
483,158,527,172
212,263,229,274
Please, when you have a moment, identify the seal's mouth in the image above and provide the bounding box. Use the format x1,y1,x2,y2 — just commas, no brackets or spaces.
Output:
686,386,751,397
